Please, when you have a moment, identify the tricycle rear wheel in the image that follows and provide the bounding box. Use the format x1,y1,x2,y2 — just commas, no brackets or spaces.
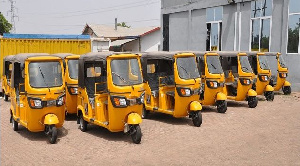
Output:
79,115,87,132
141,107,149,119
130,125,142,144
12,116,18,131
4,93,8,101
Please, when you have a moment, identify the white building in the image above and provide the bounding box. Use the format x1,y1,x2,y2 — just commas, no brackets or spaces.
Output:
82,24,160,52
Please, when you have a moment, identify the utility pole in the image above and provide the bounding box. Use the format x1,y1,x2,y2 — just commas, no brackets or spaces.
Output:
8,0,18,33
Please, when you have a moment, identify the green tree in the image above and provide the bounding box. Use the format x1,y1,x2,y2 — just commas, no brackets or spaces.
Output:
117,22,131,28
0,12,12,35
287,27,299,53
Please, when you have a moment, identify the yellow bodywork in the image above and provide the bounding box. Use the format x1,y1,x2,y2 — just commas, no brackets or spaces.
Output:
65,55,80,114
265,85,274,92
200,52,226,106
144,53,202,118
44,114,59,125
10,56,65,132
77,53,144,132
247,89,257,97
284,81,291,87
223,53,256,101
127,113,142,125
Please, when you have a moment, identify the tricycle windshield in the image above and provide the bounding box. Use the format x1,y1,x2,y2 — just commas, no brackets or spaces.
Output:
258,55,270,70
206,56,223,74
279,55,287,68
176,57,200,79
111,58,143,86
68,59,78,80
29,61,63,88
240,56,253,73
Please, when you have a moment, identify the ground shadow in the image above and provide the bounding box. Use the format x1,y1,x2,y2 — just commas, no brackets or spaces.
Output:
80,125,135,144
65,113,78,121
226,101,249,108
16,125,69,144
145,112,192,126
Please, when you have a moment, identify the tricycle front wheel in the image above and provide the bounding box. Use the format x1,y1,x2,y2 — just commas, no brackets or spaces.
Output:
248,96,258,108
46,125,57,144
283,86,291,95
130,125,142,144
11,116,18,131
192,111,202,127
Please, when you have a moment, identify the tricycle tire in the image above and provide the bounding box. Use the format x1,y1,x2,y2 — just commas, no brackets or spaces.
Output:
283,86,291,95
248,96,258,108
12,117,18,131
217,100,227,113
192,111,202,127
49,126,57,144
131,125,142,144
4,93,8,101
79,115,87,132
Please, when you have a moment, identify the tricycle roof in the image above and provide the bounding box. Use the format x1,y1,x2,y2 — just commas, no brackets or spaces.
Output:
141,51,195,61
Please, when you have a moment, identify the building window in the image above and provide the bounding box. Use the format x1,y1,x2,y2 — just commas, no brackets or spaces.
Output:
250,0,272,52
206,7,223,51
287,0,300,53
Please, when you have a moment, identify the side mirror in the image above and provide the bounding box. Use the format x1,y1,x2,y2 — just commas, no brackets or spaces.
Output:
19,83,25,95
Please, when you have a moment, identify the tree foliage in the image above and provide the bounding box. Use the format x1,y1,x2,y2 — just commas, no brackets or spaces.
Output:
117,22,131,28
287,27,299,53
0,12,12,35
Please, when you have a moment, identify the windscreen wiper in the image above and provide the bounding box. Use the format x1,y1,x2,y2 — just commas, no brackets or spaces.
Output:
179,65,190,77
38,65,51,92
112,72,129,84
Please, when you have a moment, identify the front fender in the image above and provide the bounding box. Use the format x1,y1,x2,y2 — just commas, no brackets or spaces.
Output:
189,101,202,111
265,85,274,92
216,92,227,101
127,113,142,125
284,81,291,87
247,89,257,97
44,114,59,125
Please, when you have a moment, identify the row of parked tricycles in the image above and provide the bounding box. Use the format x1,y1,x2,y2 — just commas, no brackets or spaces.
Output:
1,51,291,144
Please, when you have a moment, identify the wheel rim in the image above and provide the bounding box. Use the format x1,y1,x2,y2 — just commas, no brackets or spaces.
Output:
80,117,83,130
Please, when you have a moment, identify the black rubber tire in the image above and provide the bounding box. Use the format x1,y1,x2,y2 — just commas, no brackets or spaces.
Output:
248,96,258,108
283,86,291,95
265,91,274,101
192,111,202,127
141,107,149,119
79,115,87,132
12,117,18,131
217,100,227,113
131,125,142,144
4,93,8,101
49,126,58,144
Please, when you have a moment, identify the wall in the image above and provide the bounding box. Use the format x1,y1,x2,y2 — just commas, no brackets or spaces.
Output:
169,11,189,51
141,30,160,52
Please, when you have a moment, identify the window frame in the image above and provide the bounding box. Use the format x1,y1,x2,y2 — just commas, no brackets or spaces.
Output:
249,0,273,52
287,1,300,54
206,7,223,51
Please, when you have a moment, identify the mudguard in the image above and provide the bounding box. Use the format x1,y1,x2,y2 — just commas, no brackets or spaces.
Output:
216,92,227,101
127,113,142,125
283,81,291,87
265,85,274,92
189,101,202,111
247,89,257,97
44,114,59,125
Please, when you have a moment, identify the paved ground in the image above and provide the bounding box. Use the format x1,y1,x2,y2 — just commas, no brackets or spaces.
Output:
1,92,300,166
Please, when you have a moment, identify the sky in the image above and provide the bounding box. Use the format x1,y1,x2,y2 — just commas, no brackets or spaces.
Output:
0,0,161,34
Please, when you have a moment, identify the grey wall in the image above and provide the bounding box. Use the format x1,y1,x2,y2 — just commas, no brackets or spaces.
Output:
190,9,206,51
239,2,251,51
169,11,189,51
222,4,236,51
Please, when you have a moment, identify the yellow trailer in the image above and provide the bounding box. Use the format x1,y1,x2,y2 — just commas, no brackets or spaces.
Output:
0,34,91,76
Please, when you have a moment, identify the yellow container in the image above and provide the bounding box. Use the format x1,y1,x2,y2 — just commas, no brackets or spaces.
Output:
0,38,91,76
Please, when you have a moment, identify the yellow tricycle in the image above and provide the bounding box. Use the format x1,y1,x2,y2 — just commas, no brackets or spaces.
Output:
10,53,66,144
2,55,14,101
141,52,202,126
77,52,144,144
195,52,227,113
247,52,274,101
219,51,258,108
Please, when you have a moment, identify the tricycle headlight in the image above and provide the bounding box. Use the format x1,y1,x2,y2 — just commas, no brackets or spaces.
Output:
176,87,192,97
68,86,78,95
259,75,269,82
279,73,287,78
28,98,43,109
206,81,219,89
56,95,65,106
111,96,128,108
240,78,252,85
